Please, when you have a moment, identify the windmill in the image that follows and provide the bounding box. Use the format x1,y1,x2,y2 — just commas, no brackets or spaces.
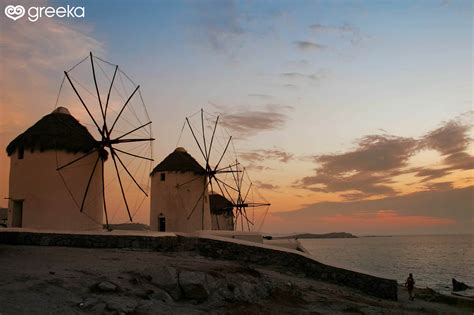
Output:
176,109,270,232
54,52,154,229
228,163,271,231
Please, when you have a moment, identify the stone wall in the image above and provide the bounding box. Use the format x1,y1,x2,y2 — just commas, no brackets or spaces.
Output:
0,230,398,300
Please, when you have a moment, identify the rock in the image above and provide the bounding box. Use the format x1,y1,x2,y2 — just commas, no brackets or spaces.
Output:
206,275,236,302
179,271,209,300
452,278,471,292
134,288,173,303
133,301,206,315
78,297,106,312
78,297,99,309
206,272,273,304
96,281,118,292
151,288,173,303
133,301,155,315
103,295,137,314
145,266,181,300
106,300,133,314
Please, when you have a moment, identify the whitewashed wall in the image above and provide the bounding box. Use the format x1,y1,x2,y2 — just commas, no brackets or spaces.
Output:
7,150,103,230
150,171,211,232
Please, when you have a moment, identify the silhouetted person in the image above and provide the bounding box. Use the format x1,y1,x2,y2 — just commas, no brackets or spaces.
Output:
405,273,415,301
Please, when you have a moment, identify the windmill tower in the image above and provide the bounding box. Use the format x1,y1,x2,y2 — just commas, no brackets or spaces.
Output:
6,107,104,230
209,193,234,231
150,147,212,232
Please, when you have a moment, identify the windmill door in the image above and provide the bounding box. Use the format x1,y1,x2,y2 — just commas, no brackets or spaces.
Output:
158,213,166,232
11,200,23,227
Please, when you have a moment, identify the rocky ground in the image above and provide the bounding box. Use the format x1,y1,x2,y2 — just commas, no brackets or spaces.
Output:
0,245,472,314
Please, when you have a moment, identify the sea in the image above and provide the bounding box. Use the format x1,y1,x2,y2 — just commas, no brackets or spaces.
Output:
299,234,474,295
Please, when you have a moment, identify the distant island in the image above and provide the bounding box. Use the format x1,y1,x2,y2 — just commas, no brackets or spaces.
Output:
271,232,357,239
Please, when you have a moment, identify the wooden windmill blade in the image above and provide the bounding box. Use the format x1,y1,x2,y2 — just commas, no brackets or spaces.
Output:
230,164,271,232
177,108,271,232
54,52,154,230
177,109,241,230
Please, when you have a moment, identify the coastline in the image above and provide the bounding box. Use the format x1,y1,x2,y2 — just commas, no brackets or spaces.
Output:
297,235,474,297
1,244,473,314
0,229,473,314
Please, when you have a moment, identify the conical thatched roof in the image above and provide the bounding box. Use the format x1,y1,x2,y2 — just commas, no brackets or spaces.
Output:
151,147,205,175
6,107,98,156
210,193,234,214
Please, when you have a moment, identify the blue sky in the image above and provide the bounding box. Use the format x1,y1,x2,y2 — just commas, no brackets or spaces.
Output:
50,0,472,154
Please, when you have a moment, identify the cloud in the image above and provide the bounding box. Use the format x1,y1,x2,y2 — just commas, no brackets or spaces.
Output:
254,181,280,191
272,211,456,235
410,114,474,182
240,149,294,163
339,192,373,201
410,152,474,183
310,23,357,33
295,115,473,199
298,172,397,196
315,135,419,173
424,182,454,191
0,19,104,129
295,135,418,197
244,164,274,171
195,0,244,52
412,167,451,182
0,15,104,208
277,186,474,226
422,119,472,155
309,23,362,45
280,72,324,81
410,152,474,182
294,41,326,51
217,104,293,138
443,152,474,169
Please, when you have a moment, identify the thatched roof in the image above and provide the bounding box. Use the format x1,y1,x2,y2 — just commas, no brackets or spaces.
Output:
210,193,234,214
6,107,98,156
151,147,205,175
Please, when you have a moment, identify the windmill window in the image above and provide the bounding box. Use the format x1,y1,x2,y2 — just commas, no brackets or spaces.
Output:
18,148,24,160
160,173,166,181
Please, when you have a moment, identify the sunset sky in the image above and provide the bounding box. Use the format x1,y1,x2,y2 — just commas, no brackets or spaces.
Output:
0,0,472,235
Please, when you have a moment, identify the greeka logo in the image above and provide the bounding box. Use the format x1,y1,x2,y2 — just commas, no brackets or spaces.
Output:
4,4,85,22
4,5,25,21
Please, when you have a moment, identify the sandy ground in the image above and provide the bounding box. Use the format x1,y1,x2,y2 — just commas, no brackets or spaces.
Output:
0,245,472,314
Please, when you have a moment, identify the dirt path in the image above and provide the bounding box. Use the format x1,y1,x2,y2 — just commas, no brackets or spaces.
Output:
0,245,472,314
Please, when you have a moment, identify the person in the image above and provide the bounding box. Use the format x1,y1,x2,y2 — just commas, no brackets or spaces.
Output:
405,273,415,301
